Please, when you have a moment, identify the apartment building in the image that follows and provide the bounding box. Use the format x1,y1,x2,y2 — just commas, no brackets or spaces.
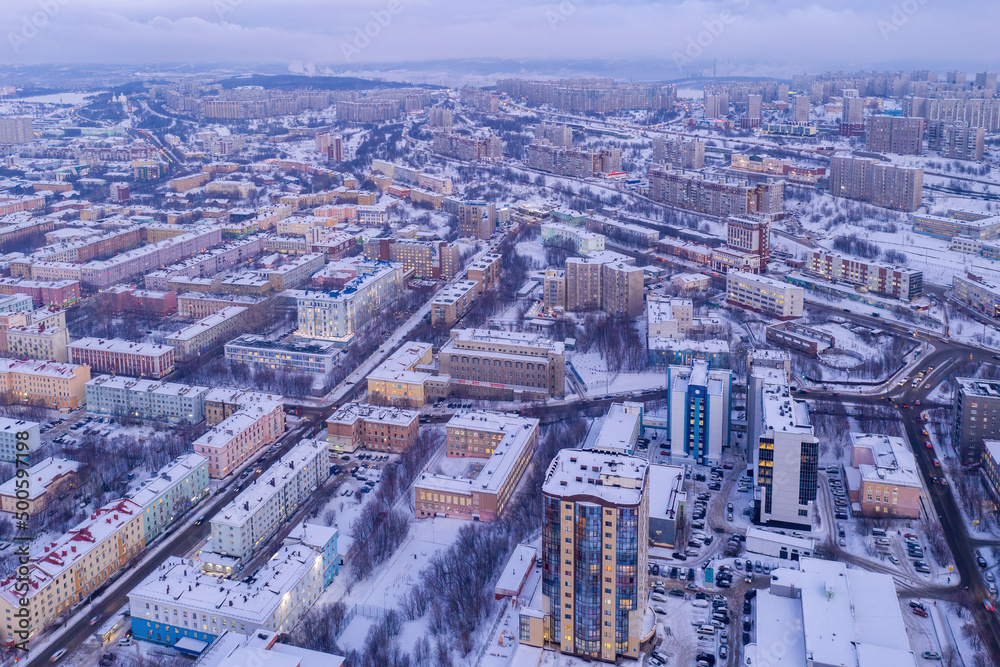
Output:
129,453,210,543
584,216,660,248
363,238,461,279
224,335,339,376
726,271,803,320
829,155,923,211
726,214,771,266
438,329,566,400
0,358,90,410
0,499,143,643
430,280,479,327
166,306,249,361
667,360,733,466
954,377,1000,464
847,433,921,519
205,439,327,571
177,293,263,320
952,274,1000,319
916,212,1000,240
648,166,785,217
752,381,818,528
194,390,285,478
652,135,705,169
0,278,79,307
129,522,337,647
414,412,539,522
5,324,70,362
466,253,502,294
866,115,925,155
806,249,923,300
928,120,986,161
0,117,34,143
535,121,573,147
527,141,622,177
0,417,40,462
0,457,80,515
68,338,176,378
984,441,1000,502
543,269,566,310
292,261,405,344
456,200,497,240
646,297,694,340
541,448,649,663
432,131,502,161
541,222,606,254
325,403,419,454
337,99,400,122
565,251,643,317
85,375,209,424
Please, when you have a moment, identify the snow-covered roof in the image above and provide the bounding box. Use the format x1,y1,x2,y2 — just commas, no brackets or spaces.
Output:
542,448,647,506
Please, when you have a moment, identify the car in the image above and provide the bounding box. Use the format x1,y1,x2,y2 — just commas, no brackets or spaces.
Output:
669,567,679,579
912,608,929,617
933,458,941,466
839,537,846,547
668,588,685,598
672,552,687,561
755,560,762,573
986,572,995,582
651,593,666,602
746,559,753,571
50,649,68,662
687,568,696,581
649,657,664,666
986,599,996,613
685,582,698,591
745,574,754,583
719,645,728,660
118,637,134,646
922,651,941,660
888,555,900,565
978,555,989,568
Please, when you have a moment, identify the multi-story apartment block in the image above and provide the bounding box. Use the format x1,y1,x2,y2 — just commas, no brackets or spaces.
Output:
363,238,461,279
326,403,419,454
954,377,1000,464
0,358,90,409
258,252,324,290
652,135,705,169
85,375,209,424
951,274,1000,319
430,280,479,327
541,222,606,254
176,293,262,320
0,117,34,144
983,440,1000,502
726,214,771,266
0,417,39,462
848,433,921,519
527,141,622,177
752,381,818,528
726,271,803,320
204,439,327,571
194,390,285,478
866,115,925,155
704,91,729,118
0,278,80,307
165,306,249,361
129,453,210,543
535,121,574,148
565,251,644,317
497,78,675,113
806,249,923,300
543,269,566,310
438,329,566,400
584,215,660,248
415,412,539,522
541,448,649,663
68,338,176,378
0,499,143,643
466,253,502,294
337,99,400,122
648,166,785,217
292,261,405,344
4,324,69,362
456,200,497,240
928,120,986,161
128,522,337,646
432,131,502,161
793,95,810,123
0,457,80,515
829,155,923,211
224,335,340,376
667,361,732,465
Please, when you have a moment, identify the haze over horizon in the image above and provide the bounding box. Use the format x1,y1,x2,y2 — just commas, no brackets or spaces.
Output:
1,0,998,82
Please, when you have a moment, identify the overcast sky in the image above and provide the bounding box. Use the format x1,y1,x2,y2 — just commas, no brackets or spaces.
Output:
2,0,997,78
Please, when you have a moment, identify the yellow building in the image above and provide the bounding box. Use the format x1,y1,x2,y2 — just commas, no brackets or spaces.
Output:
0,359,90,410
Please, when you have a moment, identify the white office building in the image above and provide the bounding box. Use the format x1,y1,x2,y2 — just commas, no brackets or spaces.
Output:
726,271,803,320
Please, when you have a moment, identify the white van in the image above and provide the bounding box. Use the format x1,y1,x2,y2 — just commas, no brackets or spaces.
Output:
697,625,716,636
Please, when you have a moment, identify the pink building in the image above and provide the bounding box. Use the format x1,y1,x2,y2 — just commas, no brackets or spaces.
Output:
195,391,285,478
847,433,922,519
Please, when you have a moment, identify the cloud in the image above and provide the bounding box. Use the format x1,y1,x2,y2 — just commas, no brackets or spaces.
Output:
0,0,996,77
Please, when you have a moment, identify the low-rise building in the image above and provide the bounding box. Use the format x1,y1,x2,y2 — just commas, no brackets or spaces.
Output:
68,338,175,378
129,453,210,543
224,335,340,376
325,403,419,454
648,464,687,548
204,440,327,571
0,358,90,410
541,222,606,254
195,390,285,479
129,522,338,647
952,274,1000,319
0,417,40,462
85,375,209,424
166,306,249,361
4,324,70,362
726,271,803,320
670,272,711,294
646,296,694,340
430,280,478,327
806,250,923,300
847,433,922,519
414,412,539,521
439,328,566,400
0,457,80,515
366,341,442,407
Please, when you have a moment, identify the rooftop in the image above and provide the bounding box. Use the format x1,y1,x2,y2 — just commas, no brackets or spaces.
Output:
167,306,247,342
69,337,174,357
542,448,647,506
326,402,418,427
226,334,340,357
0,457,80,500
129,453,208,509
761,382,814,435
